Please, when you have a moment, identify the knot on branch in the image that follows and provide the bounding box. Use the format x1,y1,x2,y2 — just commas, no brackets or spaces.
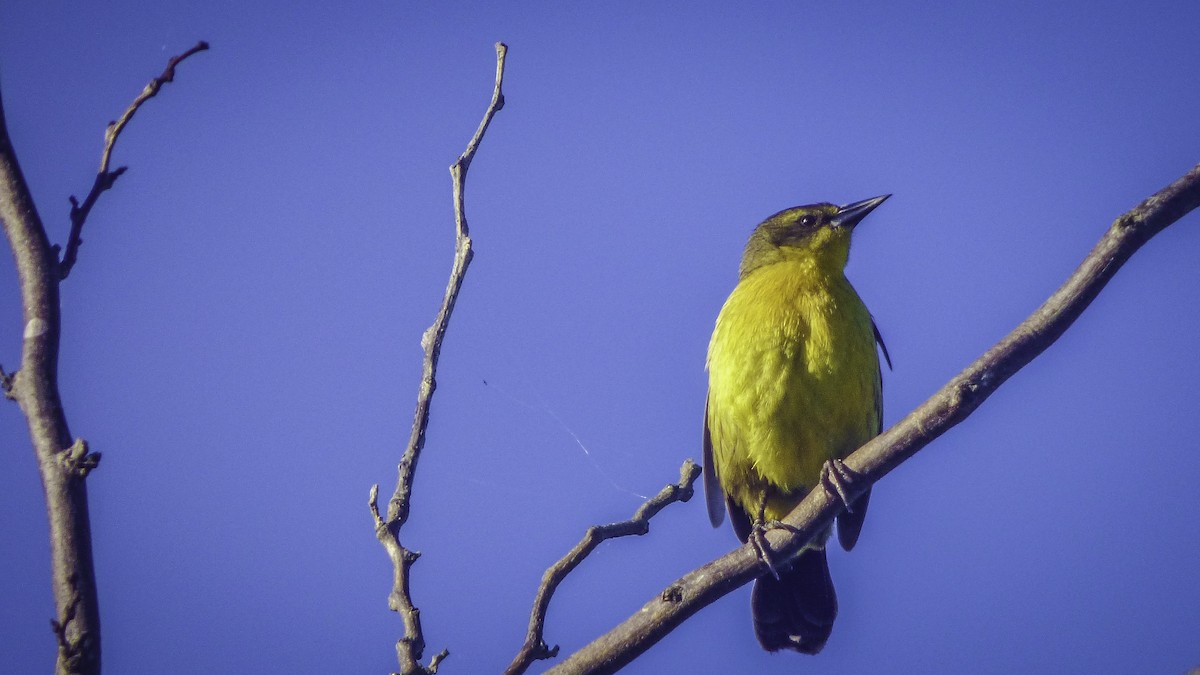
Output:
59,439,101,478
0,363,15,399
398,633,424,653
420,325,438,352
389,495,412,528
397,636,448,675
1113,213,1137,232
50,590,96,672
534,639,560,659
50,596,78,647
950,372,995,413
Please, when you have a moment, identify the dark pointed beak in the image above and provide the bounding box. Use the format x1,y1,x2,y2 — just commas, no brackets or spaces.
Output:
831,194,890,230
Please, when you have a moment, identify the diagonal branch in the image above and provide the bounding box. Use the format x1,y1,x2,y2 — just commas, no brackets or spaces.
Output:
369,42,507,675
505,460,702,675
58,40,209,279
546,163,1200,674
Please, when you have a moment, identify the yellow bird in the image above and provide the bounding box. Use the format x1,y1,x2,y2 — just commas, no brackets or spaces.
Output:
704,195,890,654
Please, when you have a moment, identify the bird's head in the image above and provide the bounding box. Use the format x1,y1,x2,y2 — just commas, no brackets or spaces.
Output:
739,195,890,279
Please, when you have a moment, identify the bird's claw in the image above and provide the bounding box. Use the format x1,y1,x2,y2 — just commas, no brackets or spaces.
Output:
820,459,860,512
749,518,788,580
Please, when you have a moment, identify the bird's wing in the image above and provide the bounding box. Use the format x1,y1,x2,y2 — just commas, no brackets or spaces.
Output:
872,316,892,371
726,494,753,543
836,318,888,551
836,489,871,551
703,398,726,528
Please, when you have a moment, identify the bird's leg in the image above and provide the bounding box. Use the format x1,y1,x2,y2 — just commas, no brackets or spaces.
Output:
820,459,861,512
749,494,782,580
748,492,802,580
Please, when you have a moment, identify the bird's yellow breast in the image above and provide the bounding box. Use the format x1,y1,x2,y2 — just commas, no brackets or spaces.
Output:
706,258,880,521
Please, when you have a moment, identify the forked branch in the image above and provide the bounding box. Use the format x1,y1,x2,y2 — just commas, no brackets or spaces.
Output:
0,41,209,675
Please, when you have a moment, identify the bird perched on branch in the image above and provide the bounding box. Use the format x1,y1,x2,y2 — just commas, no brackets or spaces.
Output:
704,195,891,654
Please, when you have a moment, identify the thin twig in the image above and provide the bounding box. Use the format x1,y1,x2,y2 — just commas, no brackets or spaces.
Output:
547,164,1200,674
505,460,701,675
370,42,507,675
58,41,209,279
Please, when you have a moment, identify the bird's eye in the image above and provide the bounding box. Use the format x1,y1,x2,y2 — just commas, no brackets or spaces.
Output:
799,215,817,228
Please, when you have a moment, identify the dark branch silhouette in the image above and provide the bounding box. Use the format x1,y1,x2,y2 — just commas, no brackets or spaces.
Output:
369,42,507,675
59,41,209,280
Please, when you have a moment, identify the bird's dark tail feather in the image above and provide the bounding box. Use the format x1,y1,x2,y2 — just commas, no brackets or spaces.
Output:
751,547,837,654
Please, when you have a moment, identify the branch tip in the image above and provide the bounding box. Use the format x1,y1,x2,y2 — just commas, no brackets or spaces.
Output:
428,649,450,673
369,484,383,524
57,40,208,279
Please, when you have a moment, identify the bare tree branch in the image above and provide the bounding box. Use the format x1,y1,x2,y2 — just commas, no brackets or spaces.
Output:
546,163,1200,674
369,42,507,675
1,42,207,675
505,460,702,675
58,41,209,279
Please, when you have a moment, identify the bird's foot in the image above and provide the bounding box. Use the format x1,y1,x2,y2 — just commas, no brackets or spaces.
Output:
749,518,801,580
819,459,861,512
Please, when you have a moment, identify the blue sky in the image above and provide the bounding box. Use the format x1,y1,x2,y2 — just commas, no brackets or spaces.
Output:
2,3,1198,674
